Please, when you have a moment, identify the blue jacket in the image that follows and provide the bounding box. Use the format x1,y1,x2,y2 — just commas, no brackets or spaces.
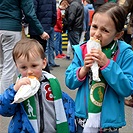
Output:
29,0,57,35
0,85,75,132
65,40,133,128
83,4,94,31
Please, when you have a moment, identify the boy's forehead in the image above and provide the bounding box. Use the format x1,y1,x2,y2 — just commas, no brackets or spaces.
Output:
16,52,41,61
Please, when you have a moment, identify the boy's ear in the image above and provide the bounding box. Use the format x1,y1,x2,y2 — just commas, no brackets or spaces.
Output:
15,63,19,68
114,31,124,40
42,58,47,69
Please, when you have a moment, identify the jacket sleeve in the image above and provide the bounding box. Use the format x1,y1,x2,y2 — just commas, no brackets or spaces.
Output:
66,3,78,30
56,8,62,30
33,0,38,13
20,0,44,35
101,50,133,97
0,84,18,117
65,51,86,90
63,8,69,30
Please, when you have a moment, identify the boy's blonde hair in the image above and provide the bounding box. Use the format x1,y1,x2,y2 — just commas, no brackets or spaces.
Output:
13,38,46,62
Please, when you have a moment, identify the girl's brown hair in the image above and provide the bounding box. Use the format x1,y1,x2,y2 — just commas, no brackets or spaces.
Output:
13,39,45,62
93,2,126,32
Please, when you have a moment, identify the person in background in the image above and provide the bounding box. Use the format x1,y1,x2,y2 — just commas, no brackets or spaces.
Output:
29,0,57,72
118,0,133,108
125,95,133,107
0,0,49,93
46,27,60,70
66,40,72,60
79,0,94,43
84,0,94,41
44,0,61,70
93,0,117,9
29,0,56,52
118,0,133,47
65,2,133,133
122,13,132,45
0,38,72,133
93,0,108,9
63,0,84,50
60,0,72,60
54,0,69,59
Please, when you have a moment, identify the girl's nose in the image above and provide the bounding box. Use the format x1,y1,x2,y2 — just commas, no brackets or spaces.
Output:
94,30,101,39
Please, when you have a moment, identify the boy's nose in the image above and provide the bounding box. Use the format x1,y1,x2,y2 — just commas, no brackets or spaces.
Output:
27,69,33,74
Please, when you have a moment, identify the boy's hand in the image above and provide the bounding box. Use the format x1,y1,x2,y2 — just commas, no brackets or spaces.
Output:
14,77,31,92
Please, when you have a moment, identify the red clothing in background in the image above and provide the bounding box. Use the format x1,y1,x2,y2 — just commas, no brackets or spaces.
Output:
54,8,62,33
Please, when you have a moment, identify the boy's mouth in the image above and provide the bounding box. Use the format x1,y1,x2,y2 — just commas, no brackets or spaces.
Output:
28,75,38,80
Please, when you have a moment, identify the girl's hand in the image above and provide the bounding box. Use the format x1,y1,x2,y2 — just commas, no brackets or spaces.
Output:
84,53,94,71
90,48,109,67
78,53,94,79
14,77,31,92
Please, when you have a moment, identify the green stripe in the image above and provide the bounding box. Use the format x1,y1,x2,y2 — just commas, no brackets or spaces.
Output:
23,96,37,119
42,72,70,132
49,78,62,100
56,122,70,133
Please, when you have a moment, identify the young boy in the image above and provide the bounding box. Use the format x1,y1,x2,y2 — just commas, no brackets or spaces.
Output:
0,39,72,133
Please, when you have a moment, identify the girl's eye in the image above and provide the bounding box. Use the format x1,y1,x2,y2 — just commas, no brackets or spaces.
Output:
91,24,97,29
103,29,109,33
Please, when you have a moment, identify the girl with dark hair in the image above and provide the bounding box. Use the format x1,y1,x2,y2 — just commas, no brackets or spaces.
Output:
65,2,133,133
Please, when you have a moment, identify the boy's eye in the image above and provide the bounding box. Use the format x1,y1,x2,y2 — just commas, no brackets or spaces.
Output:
21,66,26,69
32,65,37,67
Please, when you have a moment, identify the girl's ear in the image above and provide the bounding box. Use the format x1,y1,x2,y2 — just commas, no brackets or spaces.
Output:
114,31,124,41
42,58,47,69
